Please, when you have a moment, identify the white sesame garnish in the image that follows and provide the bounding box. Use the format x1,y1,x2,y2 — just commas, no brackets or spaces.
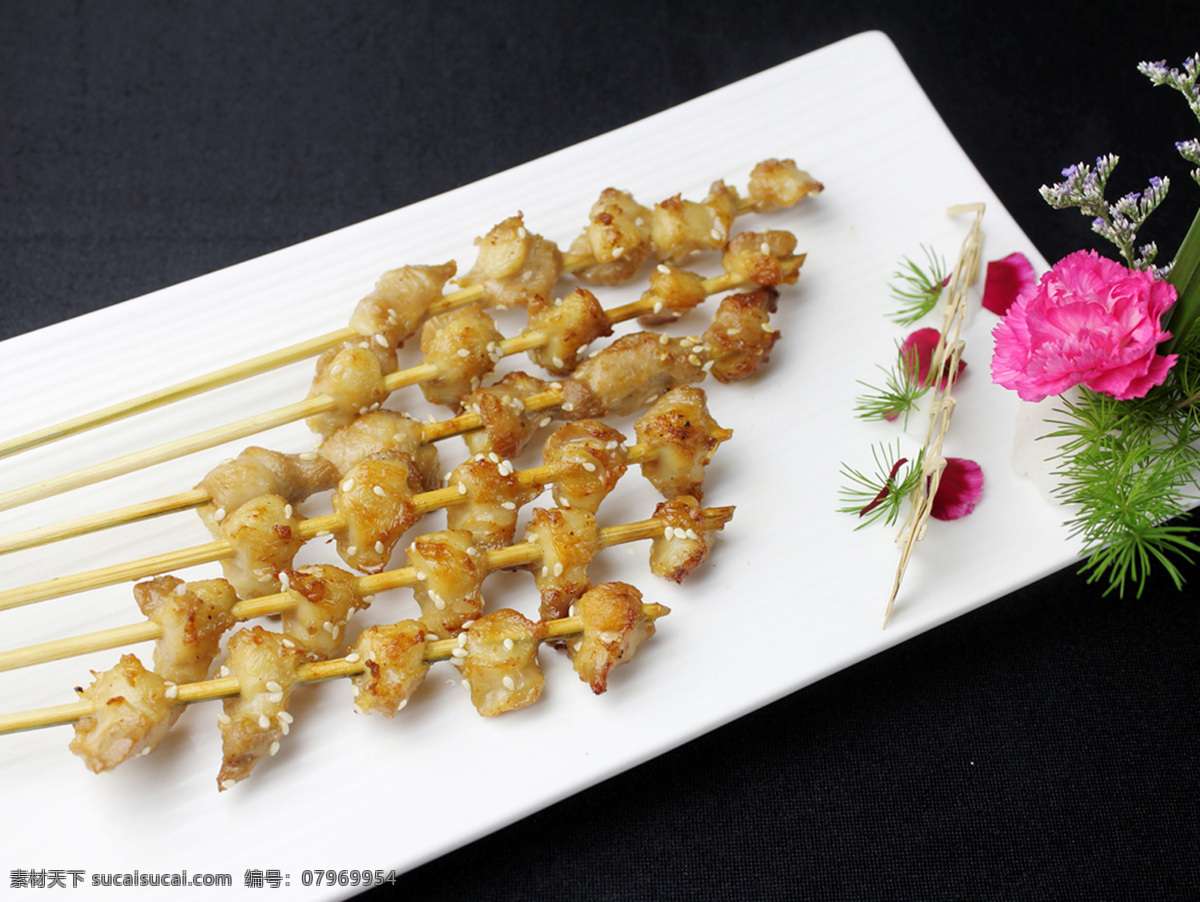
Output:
174,582,189,596
341,478,356,493
221,779,237,790
217,712,231,727
213,508,226,522
165,683,178,699
457,348,470,358
457,633,468,647
562,401,574,412
219,665,230,677
501,501,517,511
283,504,293,519
582,461,596,472
539,416,552,428
373,484,386,497
375,540,385,554
553,562,564,577
257,714,270,730
265,681,282,693
760,241,772,255
277,711,294,724
451,647,468,658
504,637,515,650
552,357,564,369
346,545,358,556
269,741,281,756
657,264,670,274
458,481,468,495
659,333,670,345
653,300,664,314
502,675,515,691
345,652,360,663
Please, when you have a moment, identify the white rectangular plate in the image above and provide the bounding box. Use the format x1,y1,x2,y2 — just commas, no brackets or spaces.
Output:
0,31,1075,900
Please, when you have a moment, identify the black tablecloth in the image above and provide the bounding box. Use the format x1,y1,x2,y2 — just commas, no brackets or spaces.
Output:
3,2,1198,898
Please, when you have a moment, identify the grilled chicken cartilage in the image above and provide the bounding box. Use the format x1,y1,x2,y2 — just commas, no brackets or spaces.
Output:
0,503,729,676
0,391,733,611
0,158,819,464
0,243,799,517
50,586,667,788
0,277,782,558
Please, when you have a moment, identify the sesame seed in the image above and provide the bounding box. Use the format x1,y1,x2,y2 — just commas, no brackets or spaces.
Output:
659,333,669,345
258,714,270,730
457,633,468,647
612,246,624,258
345,652,360,663
375,541,385,554
552,356,565,369
284,504,293,518
711,227,723,241
277,711,293,724
458,482,468,495
375,333,388,347
417,571,427,581
373,485,387,497
539,416,552,427
433,594,446,611
165,684,178,699
451,647,468,658
217,713,231,727
457,348,470,358
504,637,515,650
502,675,516,691
219,666,230,677
653,300,664,313
300,451,318,461
657,264,670,274
174,583,189,596
760,241,771,255
347,545,358,556
269,741,281,756
501,501,517,511
553,562,564,577
221,779,237,790
266,681,282,693
541,566,549,578
583,461,596,472
397,699,408,711
213,508,226,522
341,478,356,493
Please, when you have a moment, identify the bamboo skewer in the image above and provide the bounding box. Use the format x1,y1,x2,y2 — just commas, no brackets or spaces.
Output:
0,261,794,516
0,602,672,735
0,442,674,611
0,172,805,464
0,508,731,673
883,202,984,627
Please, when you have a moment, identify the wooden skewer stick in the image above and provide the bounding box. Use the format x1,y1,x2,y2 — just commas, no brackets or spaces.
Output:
0,507,731,673
882,202,983,628
0,260,794,516
0,442,673,611
0,173,811,464
0,601,672,735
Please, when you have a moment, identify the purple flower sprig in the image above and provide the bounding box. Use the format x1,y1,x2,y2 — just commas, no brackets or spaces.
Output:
1039,156,1168,272
1139,55,1200,187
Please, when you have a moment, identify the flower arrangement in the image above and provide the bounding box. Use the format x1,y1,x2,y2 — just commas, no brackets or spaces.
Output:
840,54,1200,613
990,53,1200,596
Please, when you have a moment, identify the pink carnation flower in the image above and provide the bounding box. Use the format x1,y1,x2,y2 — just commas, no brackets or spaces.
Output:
991,250,1178,402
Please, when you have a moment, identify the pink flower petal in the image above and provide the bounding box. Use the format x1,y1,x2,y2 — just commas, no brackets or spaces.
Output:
982,252,1037,316
930,457,983,521
901,328,966,389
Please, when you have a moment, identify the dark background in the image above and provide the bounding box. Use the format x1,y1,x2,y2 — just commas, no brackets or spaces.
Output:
3,2,1199,899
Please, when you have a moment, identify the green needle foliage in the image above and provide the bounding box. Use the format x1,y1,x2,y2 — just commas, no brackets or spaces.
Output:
853,342,929,426
838,441,925,529
887,245,946,325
